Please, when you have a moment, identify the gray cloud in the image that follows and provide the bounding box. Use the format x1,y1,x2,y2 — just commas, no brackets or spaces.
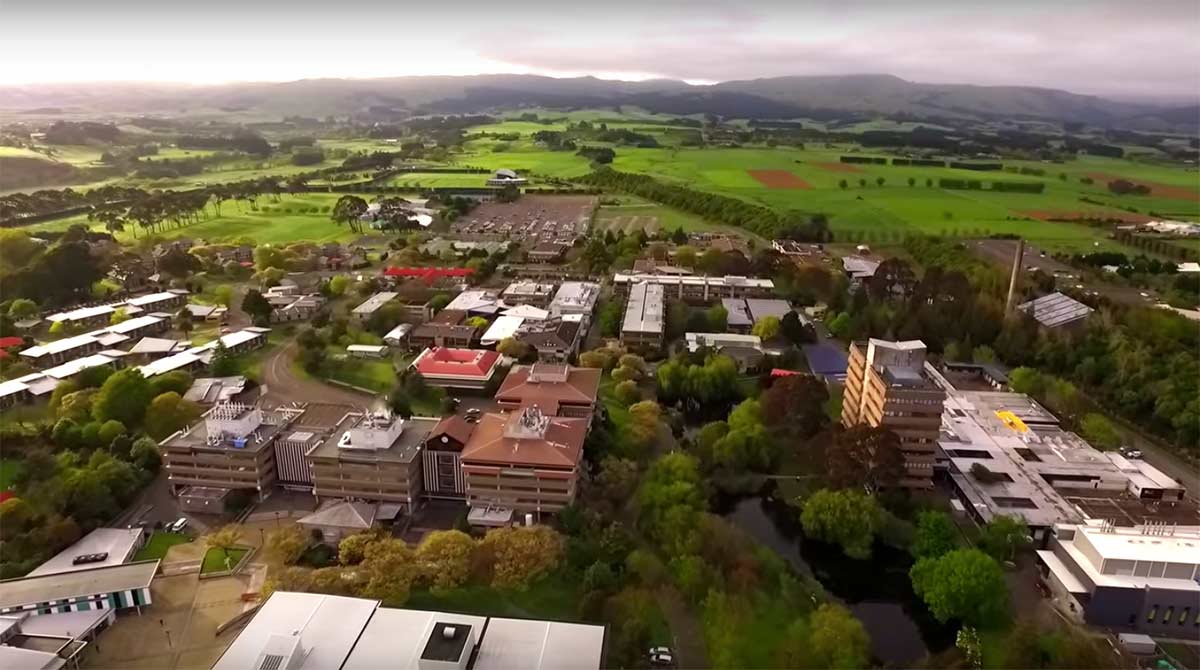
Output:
1,0,1197,99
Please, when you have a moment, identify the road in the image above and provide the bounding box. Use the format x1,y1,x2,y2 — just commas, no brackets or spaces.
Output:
261,340,375,406
1116,423,1200,493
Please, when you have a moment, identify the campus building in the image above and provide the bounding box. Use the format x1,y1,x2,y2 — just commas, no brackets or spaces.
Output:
460,405,588,524
926,365,1190,538
351,292,398,322
501,280,556,308
620,282,665,349
159,402,302,500
212,591,606,670
410,347,502,390
517,316,584,363
0,561,159,617
1037,521,1200,635
494,364,601,418
842,339,946,489
547,281,601,326
612,273,775,302
306,410,439,514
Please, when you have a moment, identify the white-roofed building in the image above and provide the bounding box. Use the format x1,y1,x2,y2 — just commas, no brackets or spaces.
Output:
214,592,605,670
612,273,774,301
502,280,556,308
41,354,119,381
444,289,504,316
19,334,101,367
547,282,601,325
480,315,525,347
27,528,144,577
0,379,33,409
1038,521,1200,635
620,282,665,348
502,304,550,321
351,292,398,321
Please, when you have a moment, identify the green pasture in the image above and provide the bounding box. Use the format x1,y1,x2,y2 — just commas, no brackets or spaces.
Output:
385,172,492,188
596,196,770,244
25,193,363,245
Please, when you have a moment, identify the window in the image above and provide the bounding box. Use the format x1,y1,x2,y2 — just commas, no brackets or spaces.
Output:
1147,606,1158,623
1164,607,1174,624
1180,607,1190,625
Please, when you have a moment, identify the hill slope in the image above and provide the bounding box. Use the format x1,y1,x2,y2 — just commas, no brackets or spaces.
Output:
0,74,1191,130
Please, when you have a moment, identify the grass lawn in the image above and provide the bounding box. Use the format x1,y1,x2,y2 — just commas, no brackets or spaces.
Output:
134,532,191,561
26,193,366,245
595,196,771,245
201,546,250,574
0,402,50,428
406,573,582,620
0,458,23,491
385,172,492,188
323,350,397,393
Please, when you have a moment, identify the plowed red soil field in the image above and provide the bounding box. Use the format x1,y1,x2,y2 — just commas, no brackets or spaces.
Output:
748,170,812,189
1086,172,1200,202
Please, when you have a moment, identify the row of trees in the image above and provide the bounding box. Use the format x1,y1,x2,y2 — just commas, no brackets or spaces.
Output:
579,168,830,241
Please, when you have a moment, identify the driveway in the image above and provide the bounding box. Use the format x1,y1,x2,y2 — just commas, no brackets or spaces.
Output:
261,340,376,406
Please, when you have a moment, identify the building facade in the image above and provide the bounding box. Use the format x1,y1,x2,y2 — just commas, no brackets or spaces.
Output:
842,339,945,488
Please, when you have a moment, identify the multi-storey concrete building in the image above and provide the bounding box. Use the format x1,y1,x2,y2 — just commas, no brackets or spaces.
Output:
620,282,665,349
494,363,601,418
460,405,588,524
842,339,946,488
1039,521,1200,635
306,411,438,514
612,273,774,302
159,402,301,500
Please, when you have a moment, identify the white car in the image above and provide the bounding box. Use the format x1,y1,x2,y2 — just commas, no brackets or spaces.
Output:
170,517,188,533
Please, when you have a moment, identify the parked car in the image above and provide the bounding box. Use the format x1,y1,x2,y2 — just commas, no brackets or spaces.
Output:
170,517,188,533
1119,447,1144,459
648,647,675,667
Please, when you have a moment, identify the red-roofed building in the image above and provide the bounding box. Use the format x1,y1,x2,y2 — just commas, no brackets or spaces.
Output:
410,347,502,390
382,266,474,285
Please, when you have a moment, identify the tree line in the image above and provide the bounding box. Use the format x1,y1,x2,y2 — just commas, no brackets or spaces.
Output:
578,168,830,241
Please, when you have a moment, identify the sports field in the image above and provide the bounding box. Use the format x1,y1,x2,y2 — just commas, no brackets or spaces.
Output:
595,196,771,243
27,193,364,245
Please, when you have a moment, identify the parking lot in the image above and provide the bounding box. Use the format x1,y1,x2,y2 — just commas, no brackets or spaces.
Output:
450,195,596,244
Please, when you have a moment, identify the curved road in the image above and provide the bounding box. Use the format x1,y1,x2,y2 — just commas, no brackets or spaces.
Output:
261,340,377,406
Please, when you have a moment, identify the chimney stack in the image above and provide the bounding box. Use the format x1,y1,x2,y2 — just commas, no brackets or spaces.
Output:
1005,239,1025,316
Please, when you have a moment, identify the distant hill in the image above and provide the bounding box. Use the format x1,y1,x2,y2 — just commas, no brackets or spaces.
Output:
0,74,1194,131
0,155,78,191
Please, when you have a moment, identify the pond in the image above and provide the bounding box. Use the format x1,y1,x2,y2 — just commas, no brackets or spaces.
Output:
715,487,957,667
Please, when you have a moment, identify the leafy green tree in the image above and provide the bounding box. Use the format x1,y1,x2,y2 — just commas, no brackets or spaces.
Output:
8,298,38,320
675,245,697,268
478,525,564,589
800,488,881,559
150,370,193,397
613,379,640,406
130,436,162,472
713,398,775,471
416,530,475,592
826,426,906,491
628,400,661,451
706,304,728,331
761,374,828,437
331,195,369,234
910,548,1009,626
241,288,274,325
808,603,871,669
97,419,126,446
144,392,201,439
209,340,238,376
265,526,310,565
1079,413,1121,450
979,515,1030,562
912,510,959,559
751,315,781,340
92,369,153,427
213,285,234,307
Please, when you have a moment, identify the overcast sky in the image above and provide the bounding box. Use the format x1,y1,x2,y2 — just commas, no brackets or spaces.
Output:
2,0,1198,100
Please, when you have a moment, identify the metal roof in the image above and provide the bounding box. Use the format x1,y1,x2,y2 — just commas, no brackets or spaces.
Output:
27,528,143,577
1017,292,1094,328
0,560,159,610
622,282,664,335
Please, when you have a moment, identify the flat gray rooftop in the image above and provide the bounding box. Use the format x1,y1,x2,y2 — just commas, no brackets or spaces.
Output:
0,560,159,610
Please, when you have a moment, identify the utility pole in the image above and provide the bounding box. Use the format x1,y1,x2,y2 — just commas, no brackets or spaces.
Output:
1004,238,1025,317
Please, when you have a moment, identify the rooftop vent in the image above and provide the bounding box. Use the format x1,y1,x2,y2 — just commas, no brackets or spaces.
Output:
442,626,456,639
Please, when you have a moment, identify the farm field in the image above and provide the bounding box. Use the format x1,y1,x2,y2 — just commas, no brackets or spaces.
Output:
595,196,771,244
26,193,363,245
